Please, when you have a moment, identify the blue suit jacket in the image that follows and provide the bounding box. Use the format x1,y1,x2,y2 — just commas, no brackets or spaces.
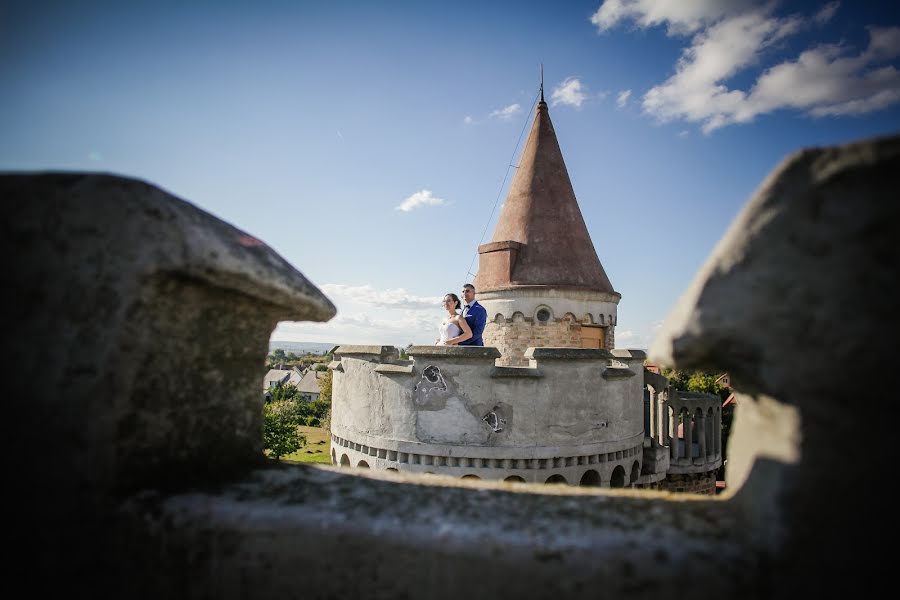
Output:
459,301,487,346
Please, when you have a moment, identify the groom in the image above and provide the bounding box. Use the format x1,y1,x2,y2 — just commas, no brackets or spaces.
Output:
459,283,487,346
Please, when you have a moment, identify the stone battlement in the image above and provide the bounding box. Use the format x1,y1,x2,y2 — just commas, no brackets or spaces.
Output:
329,344,647,485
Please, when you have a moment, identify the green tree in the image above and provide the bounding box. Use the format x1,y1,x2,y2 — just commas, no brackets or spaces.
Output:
686,372,729,400
271,348,287,364
318,369,333,404
263,400,306,459
268,382,300,403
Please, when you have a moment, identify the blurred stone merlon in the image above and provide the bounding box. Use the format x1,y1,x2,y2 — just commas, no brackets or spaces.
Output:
3,172,335,499
650,134,900,583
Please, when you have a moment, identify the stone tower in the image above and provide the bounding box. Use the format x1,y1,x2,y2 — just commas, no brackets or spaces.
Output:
474,95,620,366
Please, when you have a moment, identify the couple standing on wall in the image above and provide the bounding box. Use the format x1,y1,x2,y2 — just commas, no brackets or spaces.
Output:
435,283,487,346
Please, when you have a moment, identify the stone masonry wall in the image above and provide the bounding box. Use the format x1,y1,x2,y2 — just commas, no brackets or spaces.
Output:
486,315,614,366
486,316,579,366
657,471,717,495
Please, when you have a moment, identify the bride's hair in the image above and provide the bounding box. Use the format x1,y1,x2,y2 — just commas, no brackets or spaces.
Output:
444,293,461,311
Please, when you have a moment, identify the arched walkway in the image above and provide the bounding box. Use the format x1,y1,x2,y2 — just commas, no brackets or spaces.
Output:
630,461,641,485
545,474,567,485
504,476,525,483
340,454,350,467
357,460,369,468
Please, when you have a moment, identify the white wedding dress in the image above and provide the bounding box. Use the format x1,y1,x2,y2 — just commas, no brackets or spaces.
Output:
437,317,462,345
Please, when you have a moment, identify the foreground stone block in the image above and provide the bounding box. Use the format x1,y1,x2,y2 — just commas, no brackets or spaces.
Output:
3,173,335,568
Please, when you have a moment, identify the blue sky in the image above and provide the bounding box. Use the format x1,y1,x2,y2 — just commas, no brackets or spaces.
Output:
3,1,899,349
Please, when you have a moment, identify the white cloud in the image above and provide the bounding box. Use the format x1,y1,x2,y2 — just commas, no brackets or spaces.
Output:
271,282,448,346
488,104,522,120
272,311,437,346
616,89,632,108
595,1,900,133
678,129,689,138
320,284,442,310
591,0,757,35
814,1,839,26
463,115,474,124
395,189,448,212
551,77,587,107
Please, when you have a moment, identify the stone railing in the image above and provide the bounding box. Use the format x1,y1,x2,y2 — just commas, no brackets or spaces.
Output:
666,391,722,474
8,133,898,598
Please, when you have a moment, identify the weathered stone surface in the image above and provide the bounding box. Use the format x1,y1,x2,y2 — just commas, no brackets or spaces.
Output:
651,134,900,592
3,173,335,591
408,345,502,359
524,347,612,360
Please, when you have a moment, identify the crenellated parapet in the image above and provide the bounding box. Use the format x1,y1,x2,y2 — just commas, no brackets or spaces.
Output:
330,345,646,486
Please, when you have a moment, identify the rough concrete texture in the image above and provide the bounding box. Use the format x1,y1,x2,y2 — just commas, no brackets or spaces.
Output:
651,133,900,593
329,345,645,484
331,345,642,453
9,133,898,599
3,173,335,595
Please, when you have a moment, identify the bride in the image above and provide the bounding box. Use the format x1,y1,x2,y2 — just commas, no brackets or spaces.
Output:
435,293,473,346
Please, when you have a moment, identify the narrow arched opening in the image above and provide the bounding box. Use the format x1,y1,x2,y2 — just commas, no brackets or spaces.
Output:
579,470,601,487
610,465,626,488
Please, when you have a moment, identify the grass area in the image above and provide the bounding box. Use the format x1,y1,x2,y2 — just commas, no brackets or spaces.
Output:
281,425,332,464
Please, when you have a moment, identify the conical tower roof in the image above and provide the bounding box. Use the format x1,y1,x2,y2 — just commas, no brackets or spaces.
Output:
476,99,616,294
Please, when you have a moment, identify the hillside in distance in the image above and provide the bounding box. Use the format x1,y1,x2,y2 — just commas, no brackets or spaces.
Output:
268,341,336,355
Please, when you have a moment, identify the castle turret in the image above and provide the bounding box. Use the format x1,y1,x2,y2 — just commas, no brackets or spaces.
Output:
475,96,620,366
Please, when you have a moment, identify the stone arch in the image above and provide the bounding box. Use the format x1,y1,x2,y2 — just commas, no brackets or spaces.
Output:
493,313,505,324
512,311,525,323
545,474,567,485
563,312,577,322
461,474,480,480
582,313,594,324
534,306,553,324
630,461,641,485
504,476,525,483
385,467,398,472
579,470,601,487
610,465,626,488
331,449,336,464
357,460,370,469
340,454,350,467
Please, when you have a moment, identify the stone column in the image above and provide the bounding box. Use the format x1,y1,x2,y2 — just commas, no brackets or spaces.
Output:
684,407,693,463
670,404,679,460
697,409,706,463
